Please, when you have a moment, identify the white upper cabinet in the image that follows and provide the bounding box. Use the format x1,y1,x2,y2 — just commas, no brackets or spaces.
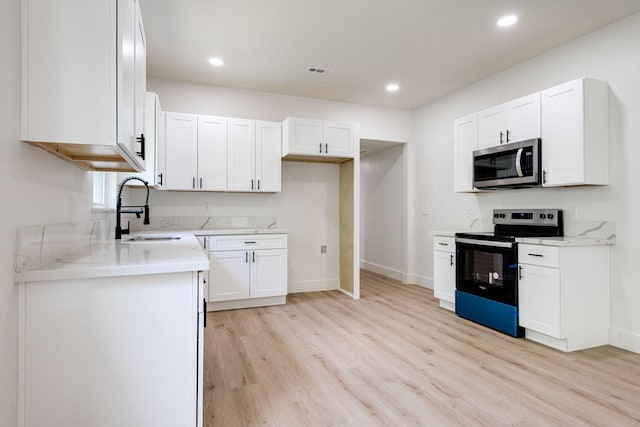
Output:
256,121,283,192
541,77,608,187
198,116,229,191
164,112,199,190
22,0,147,172
228,120,282,192
477,93,541,149
119,92,161,188
282,117,356,160
453,113,478,193
228,119,257,192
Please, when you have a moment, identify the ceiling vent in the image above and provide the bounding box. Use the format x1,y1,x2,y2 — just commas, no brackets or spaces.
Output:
308,67,333,74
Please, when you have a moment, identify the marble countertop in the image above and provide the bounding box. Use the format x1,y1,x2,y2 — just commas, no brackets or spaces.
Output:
15,232,209,283
516,236,614,246
431,231,457,237
193,228,288,236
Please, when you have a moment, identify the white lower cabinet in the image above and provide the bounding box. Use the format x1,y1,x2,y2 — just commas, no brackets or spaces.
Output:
433,236,456,311
518,243,609,352
18,271,205,427
207,234,288,310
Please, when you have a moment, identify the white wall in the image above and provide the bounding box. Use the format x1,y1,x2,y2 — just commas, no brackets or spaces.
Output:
360,145,407,281
1,0,98,424
409,12,640,352
146,78,412,292
148,78,412,142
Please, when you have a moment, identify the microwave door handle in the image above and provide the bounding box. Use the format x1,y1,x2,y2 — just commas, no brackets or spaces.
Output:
515,148,524,177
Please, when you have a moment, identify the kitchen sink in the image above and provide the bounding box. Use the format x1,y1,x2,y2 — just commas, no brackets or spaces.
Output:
125,234,181,242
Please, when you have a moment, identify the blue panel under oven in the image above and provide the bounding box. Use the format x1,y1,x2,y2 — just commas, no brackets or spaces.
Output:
455,290,523,337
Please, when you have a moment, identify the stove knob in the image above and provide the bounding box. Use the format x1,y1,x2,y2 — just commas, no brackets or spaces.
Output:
548,213,554,219
540,214,546,219
494,213,499,218
500,213,506,218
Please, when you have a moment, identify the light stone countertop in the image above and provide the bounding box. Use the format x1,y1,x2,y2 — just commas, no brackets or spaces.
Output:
193,228,288,236
516,236,614,246
430,231,457,237
15,231,209,283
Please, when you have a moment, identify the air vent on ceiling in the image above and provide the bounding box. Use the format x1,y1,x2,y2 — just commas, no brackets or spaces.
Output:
308,67,333,74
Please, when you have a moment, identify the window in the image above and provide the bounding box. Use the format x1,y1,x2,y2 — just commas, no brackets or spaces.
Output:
92,172,118,210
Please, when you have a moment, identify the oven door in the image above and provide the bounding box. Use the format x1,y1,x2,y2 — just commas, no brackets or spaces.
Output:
455,238,518,306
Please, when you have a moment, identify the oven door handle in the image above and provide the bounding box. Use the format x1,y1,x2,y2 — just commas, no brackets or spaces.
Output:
455,237,514,249
515,147,524,177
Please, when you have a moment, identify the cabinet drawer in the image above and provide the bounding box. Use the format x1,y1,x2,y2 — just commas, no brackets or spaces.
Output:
433,236,455,253
518,244,559,268
208,234,287,251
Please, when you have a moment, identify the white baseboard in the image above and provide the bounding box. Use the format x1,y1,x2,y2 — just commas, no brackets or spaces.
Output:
609,327,640,354
360,260,407,282
289,279,340,294
406,274,433,290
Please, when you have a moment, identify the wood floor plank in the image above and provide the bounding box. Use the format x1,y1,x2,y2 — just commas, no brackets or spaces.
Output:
203,270,640,426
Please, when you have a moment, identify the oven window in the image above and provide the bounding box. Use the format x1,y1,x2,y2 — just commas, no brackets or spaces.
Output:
463,250,505,287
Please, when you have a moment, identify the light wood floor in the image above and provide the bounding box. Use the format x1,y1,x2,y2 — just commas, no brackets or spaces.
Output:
204,270,640,426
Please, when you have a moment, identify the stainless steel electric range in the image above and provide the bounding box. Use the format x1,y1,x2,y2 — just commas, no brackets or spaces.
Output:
455,209,564,337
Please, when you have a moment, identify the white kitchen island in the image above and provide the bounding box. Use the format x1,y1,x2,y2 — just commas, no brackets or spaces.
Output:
15,229,208,427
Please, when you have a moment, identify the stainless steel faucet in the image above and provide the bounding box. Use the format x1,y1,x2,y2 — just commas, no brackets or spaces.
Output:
115,176,150,239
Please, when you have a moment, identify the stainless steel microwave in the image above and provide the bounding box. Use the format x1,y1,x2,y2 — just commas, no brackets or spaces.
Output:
473,138,541,189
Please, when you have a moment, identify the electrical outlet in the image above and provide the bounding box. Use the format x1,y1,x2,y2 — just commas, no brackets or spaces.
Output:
569,205,578,219
320,245,327,253
203,203,210,212
465,206,471,218
421,206,430,216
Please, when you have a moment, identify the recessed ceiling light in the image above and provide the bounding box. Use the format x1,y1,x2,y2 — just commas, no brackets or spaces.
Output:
497,15,518,27
208,57,224,66
386,83,399,92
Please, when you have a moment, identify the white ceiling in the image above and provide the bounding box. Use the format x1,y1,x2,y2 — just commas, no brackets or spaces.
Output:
140,0,640,110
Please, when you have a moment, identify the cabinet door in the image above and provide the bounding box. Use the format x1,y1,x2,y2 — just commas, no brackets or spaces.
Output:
227,119,256,192
251,249,287,298
209,251,251,302
118,92,159,187
118,0,137,162
255,121,282,192
197,115,228,191
506,92,541,143
453,113,477,192
324,121,355,157
518,264,562,338
433,250,455,304
541,79,584,186
165,112,198,190
132,0,147,169
477,104,507,149
284,117,324,155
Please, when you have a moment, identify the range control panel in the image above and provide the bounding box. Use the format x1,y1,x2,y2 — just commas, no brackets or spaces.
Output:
492,209,562,226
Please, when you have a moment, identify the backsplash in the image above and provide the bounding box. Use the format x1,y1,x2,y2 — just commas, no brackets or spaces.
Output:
15,219,113,273
129,216,278,231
